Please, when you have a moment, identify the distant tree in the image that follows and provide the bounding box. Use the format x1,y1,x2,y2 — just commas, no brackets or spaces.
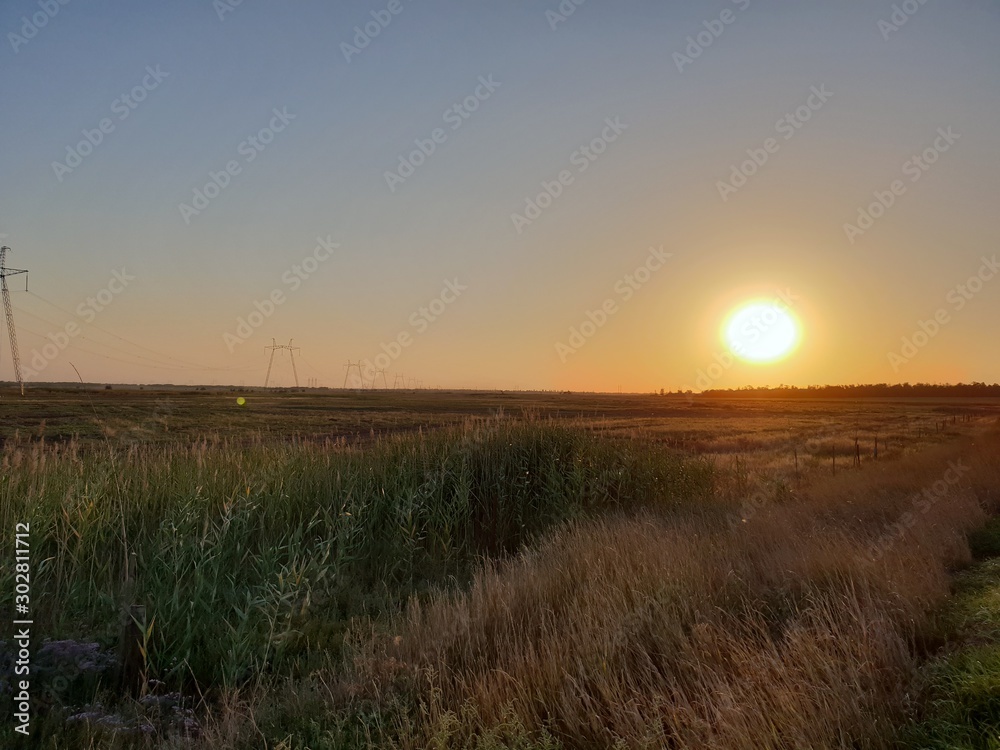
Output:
698,382,1000,399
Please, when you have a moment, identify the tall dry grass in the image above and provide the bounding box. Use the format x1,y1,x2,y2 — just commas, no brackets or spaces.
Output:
346,430,1000,749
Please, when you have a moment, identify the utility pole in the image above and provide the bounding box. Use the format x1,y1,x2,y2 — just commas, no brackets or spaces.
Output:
264,339,300,387
0,246,28,396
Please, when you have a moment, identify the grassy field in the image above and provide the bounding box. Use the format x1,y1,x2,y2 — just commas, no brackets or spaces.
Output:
2,385,993,453
2,387,1000,748
898,518,1000,750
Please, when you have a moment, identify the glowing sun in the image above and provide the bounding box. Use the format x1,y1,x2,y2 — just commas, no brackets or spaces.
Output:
723,301,800,363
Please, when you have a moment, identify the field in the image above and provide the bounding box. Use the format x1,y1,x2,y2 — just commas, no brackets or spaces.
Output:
2,387,1000,749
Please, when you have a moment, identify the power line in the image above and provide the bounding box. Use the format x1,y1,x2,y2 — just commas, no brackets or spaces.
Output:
15,308,257,377
298,355,333,385
14,323,219,372
26,291,255,372
12,304,200,371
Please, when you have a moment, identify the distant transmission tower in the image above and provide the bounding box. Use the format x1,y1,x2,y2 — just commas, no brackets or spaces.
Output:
392,373,405,389
342,360,365,388
264,338,300,387
0,246,28,396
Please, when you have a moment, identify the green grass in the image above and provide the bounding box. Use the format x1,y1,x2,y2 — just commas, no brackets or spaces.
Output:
898,523,1000,749
0,417,714,699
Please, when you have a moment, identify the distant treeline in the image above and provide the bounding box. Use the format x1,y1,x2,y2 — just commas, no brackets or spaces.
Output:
687,383,1000,398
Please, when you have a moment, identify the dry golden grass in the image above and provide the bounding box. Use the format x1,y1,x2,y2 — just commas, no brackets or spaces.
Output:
350,429,1000,749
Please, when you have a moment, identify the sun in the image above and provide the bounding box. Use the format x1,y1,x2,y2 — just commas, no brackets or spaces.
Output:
723,300,800,363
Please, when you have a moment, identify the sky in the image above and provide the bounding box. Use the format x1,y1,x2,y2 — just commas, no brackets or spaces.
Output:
1,0,998,391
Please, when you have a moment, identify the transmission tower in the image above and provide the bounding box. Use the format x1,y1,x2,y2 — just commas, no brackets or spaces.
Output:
373,368,388,389
264,338,300,387
0,246,28,396
342,360,364,389
392,373,405,389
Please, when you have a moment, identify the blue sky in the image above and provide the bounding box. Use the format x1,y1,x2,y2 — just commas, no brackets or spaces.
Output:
1,0,999,389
